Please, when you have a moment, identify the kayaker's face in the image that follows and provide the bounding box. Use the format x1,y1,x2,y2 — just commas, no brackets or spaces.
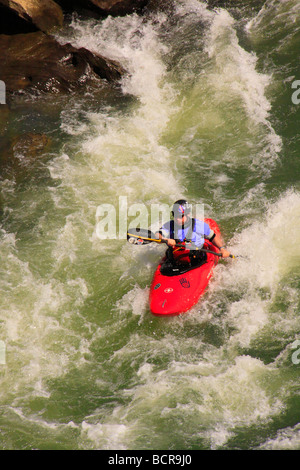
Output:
175,215,188,226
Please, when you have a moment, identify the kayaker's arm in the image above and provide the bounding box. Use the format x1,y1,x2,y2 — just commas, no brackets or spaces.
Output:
211,233,231,258
155,232,176,247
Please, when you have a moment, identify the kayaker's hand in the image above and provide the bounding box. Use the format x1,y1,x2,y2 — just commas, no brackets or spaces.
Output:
220,247,231,258
166,238,176,247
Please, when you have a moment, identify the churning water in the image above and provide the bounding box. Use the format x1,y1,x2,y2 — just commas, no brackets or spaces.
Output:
0,0,299,450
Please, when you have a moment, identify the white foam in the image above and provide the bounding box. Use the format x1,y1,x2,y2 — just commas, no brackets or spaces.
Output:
116,285,149,319
81,420,128,450
0,234,93,400
228,190,300,288
175,0,213,21
55,13,183,211
259,423,300,450
205,9,273,128
79,349,283,450
246,0,300,37
209,190,300,351
161,4,282,176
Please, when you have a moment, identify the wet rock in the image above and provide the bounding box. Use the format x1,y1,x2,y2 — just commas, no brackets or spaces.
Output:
205,0,265,10
143,0,177,16
90,0,150,16
0,105,9,136
0,3,37,34
0,32,126,96
0,131,52,185
55,0,149,17
12,132,52,160
0,0,64,33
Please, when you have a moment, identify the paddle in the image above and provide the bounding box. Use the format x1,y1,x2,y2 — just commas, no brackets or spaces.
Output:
127,227,235,258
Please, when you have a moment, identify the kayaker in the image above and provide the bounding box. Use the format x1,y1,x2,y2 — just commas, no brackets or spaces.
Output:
155,199,231,266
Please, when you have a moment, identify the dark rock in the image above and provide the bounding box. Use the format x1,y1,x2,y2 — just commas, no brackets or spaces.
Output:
91,0,149,16
0,0,64,33
0,105,9,136
0,131,52,183
55,0,150,17
143,0,176,15
73,46,126,81
0,32,126,95
12,132,52,160
0,3,38,34
205,0,265,10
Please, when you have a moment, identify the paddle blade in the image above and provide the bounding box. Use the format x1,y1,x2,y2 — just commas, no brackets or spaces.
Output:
127,228,158,245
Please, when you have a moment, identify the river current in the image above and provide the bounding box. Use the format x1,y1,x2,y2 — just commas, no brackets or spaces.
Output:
0,0,299,450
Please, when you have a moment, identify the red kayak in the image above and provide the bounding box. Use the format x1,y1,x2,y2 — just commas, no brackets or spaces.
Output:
149,219,220,316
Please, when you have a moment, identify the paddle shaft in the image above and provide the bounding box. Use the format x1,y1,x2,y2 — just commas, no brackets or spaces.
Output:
127,231,235,258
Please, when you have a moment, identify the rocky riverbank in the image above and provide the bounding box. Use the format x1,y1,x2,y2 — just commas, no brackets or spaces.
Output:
0,0,152,99
0,0,160,174
0,0,235,171
0,0,243,100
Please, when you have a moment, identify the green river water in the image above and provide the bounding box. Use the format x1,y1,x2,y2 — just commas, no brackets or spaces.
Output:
0,0,299,450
